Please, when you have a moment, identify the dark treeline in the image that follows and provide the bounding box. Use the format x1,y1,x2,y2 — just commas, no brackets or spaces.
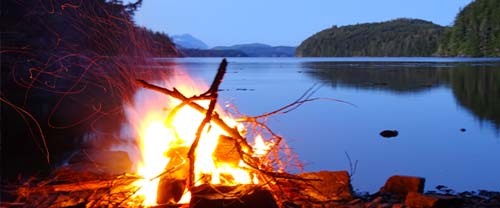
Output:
1,0,178,58
1,0,179,180
296,19,444,57
297,0,500,57
437,0,500,57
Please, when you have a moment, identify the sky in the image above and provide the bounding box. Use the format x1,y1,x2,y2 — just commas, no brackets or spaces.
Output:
133,0,473,47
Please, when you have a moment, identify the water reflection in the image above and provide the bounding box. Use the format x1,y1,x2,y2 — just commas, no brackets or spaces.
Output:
303,62,500,128
449,66,500,129
142,58,500,192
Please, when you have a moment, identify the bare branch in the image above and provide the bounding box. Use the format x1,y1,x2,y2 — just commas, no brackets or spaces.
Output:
187,59,227,188
241,84,356,121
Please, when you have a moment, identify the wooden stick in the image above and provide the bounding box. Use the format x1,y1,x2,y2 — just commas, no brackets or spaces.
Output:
187,59,227,188
51,180,114,192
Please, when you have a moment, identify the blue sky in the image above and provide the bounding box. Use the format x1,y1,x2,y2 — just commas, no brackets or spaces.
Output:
133,0,473,47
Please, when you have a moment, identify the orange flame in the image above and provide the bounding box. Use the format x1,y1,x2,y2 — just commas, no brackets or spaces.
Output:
125,74,272,206
253,135,274,157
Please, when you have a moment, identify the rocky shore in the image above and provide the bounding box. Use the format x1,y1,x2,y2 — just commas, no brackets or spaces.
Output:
4,150,499,207
57,150,500,207
296,171,500,208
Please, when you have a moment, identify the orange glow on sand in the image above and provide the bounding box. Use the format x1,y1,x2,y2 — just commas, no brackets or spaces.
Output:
125,74,272,206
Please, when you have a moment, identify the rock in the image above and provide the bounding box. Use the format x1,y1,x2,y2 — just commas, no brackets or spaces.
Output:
372,196,383,203
380,130,399,138
365,196,383,208
67,150,132,175
380,175,425,197
391,204,404,208
299,170,353,201
189,184,278,208
405,192,462,208
348,198,363,205
378,203,391,208
435,185,453,194
344,204,364,208
405,192,437,208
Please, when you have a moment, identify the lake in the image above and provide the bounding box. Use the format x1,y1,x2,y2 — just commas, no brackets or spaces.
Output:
152,57,500,193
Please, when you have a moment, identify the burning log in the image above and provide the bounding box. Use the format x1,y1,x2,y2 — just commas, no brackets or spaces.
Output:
157,147,189,205
157,179,187,205
213,135,243,167
189,184,278,208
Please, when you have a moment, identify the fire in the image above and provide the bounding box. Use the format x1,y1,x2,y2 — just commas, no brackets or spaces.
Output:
253,135,273,157
125,76,271,206
134,118,173,205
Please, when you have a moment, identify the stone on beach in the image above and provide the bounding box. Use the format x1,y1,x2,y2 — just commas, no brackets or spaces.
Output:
405,192,462,208
380,175,425,197
299,170,353,201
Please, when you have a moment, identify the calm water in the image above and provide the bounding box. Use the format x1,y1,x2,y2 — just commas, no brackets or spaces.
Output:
155,57,500,193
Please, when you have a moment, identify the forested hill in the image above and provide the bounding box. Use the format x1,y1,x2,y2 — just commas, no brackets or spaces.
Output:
296,18,444,57
437,0,500,57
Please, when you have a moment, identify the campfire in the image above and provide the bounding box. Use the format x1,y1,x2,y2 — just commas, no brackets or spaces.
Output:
12,59,348,208
128,59,279,206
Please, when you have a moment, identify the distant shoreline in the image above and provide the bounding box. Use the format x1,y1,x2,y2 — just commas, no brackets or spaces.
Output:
153,56,500,63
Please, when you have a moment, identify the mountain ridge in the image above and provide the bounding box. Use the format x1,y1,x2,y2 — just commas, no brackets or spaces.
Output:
212,43,296,57
171,34,209,49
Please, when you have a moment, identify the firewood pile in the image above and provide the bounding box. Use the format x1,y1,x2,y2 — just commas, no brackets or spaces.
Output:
8,169,499,207
6,169,354,207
